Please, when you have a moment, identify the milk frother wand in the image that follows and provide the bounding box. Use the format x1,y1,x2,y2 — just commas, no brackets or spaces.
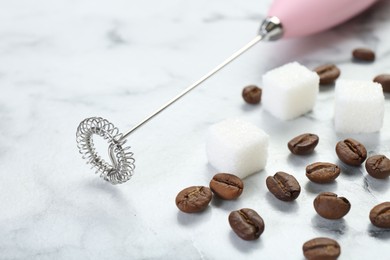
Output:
76,0,378,184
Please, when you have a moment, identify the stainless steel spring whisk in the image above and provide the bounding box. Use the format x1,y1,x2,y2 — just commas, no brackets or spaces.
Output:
76,17,283,184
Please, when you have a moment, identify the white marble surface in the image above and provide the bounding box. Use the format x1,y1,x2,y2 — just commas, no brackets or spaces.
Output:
1,0,390,259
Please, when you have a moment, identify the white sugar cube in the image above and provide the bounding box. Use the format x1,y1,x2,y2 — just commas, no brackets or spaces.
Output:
262,62,319,120
206,118,269,179
334,79,384,133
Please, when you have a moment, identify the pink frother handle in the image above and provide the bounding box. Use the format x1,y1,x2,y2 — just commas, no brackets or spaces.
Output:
268,0,379,38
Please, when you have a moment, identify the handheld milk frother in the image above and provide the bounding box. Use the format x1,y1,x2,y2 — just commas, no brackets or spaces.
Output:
76,0,378,184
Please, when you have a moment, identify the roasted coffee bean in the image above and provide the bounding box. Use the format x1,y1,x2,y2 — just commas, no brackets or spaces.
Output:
228,208,264,240
303,237,341,260
306,162,340,183
365,155,390,179
369,202,390,228
314,64,341,85
175,186,212,213
209,173,244,200
313,192,351,219
335,138,367,166
288,133,319,155
242,85,262,104
352,48,375,61
266,171,301,201
373,74,390,93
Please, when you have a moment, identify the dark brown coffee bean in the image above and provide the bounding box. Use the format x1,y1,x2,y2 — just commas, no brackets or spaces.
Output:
373,74,390,93
306,162,340,183
228,208,264,240
352,48,375,61
175,186,212,213
335,138,367,166
288,133,319,155
314,64,341,85
266,171,301,201
369,202,390,228
313,192,351,219
303,237,341,260
365,155,390,179
209,173,244,200
242,85,261,104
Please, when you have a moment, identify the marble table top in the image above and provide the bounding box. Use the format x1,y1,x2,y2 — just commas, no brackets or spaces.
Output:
0,0,389,259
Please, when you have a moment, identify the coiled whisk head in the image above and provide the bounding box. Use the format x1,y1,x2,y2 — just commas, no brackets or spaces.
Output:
76,117,135,184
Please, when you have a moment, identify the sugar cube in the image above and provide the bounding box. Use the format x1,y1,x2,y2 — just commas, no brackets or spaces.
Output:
206,118,269,179
262,62,319,120
334,79,384,133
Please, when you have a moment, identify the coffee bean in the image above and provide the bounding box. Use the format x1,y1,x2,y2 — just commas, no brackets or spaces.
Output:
175,186,212,213
369,202,390,228
288,133,319,155
266,171,301,201
314,64,340,85
373,74,390,93
335,138,367,166
242,85,262,104
313,192,351,219
302,237,341,260
365,155,390,179
209,173,244,200
228,208,264,240
352,48,375,61
306,162,340,183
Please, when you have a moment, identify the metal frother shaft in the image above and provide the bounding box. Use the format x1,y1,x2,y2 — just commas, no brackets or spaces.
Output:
76,17,283,185
122,16,283,139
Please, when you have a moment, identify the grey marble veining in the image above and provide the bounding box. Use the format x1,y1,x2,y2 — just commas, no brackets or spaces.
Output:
0,0,390,259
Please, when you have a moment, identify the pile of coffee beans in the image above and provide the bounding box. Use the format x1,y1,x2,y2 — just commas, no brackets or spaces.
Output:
286,134,389,225
175,133,389,257
176,129,390,259
178,47,390,259
288,133,389,258
284,133,388,258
